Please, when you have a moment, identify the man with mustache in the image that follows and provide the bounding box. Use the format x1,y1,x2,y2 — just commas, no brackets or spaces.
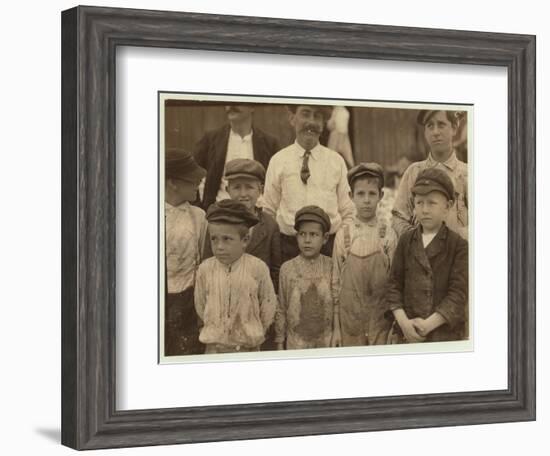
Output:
263,105,355,264
194,103,280,211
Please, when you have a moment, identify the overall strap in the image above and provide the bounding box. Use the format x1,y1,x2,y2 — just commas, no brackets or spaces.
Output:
343,223,352,257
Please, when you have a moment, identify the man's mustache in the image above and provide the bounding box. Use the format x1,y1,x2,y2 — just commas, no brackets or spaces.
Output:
300,124,322,134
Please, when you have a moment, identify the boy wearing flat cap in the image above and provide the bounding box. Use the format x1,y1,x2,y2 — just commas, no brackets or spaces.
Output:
331,163,397,347
203,158,282,292
275,206,335,350
385,168,468,343
392,110,468,240
194,199,277,354
164,148,207,356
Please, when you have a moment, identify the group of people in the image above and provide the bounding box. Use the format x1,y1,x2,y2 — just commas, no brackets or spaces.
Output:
164,103,469,356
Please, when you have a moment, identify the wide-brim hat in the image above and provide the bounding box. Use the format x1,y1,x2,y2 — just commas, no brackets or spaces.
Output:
165,147,206,182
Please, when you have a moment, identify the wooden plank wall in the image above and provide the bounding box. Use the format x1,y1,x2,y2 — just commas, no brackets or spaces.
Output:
165,101,467,170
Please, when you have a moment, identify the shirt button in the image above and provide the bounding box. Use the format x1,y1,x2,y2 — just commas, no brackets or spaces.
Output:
236,345,241,351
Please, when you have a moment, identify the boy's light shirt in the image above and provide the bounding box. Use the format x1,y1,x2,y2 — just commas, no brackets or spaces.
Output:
275,254,334,346
194,253,277,347
164,201,206,293
422,231,438,248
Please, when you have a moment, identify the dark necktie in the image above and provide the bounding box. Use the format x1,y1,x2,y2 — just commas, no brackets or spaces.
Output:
300,149,311,184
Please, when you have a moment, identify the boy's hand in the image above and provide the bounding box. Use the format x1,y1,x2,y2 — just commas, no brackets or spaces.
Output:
412,312,446,337
411,317,430,337
398,318,426,343
378,223,387,239
276,342,285,351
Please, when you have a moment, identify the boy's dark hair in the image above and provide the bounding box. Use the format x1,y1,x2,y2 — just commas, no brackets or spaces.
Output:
287,104,333,120
295,219,329,235
417,110,464,129
350,174,384,194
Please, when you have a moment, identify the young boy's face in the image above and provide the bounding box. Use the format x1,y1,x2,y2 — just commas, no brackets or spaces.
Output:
296,221,328,259
226,177,262,212
413,191,451,233
351,177,382,223
166,178,199,206
208,222,249,265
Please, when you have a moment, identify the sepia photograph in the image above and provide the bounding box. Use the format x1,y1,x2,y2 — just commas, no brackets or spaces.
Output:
159,93,472,363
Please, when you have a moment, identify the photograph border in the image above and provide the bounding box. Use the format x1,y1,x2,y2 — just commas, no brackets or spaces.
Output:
61,5,536,450
157,92,475,365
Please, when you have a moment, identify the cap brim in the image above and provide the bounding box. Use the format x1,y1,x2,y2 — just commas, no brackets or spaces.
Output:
207,216,257,228
294,215,329,231
350,170,382,181
225,173,263,181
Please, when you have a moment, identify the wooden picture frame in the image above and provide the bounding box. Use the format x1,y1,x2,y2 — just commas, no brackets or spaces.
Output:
61,5,535,450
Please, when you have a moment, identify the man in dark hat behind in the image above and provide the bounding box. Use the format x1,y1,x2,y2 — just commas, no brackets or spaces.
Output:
164,148,207,356
193,103,280,211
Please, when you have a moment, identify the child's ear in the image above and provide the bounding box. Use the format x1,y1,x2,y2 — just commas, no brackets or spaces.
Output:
242,232,251,245
322,232,330,245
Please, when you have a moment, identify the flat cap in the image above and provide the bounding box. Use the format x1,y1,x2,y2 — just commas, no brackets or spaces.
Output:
412,168,455,201
206,199,259,228
225,158,266,182
294,205,331,233
347,162,384,187
165,147,206,181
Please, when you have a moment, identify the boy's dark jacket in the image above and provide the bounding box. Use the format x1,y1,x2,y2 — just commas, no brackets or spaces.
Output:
202,209,282,290
385,223,468,342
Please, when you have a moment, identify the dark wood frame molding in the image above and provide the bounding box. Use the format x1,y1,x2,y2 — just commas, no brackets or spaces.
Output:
61,6,536,450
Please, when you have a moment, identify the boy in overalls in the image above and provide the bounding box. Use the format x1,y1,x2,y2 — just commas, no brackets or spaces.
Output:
331,163,396,347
